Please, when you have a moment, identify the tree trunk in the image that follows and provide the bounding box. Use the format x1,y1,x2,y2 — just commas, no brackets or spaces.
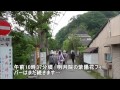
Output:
46,37,49,55
46,37,49,62
40,31,43,51
38,31,41,49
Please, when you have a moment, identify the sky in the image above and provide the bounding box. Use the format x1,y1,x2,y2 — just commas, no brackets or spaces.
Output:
50,11,88,38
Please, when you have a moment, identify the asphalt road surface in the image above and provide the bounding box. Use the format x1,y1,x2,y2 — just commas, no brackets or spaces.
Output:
37,59,95,79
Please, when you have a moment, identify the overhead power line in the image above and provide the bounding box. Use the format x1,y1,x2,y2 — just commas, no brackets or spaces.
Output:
52,15,57,31
53,11,66,31
51,11,66,37
57,11,66,24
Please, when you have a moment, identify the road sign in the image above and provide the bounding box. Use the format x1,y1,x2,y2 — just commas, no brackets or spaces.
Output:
0,36,12,47
0,18,11,36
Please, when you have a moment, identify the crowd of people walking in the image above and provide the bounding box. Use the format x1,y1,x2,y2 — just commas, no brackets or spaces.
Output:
48,50,75,69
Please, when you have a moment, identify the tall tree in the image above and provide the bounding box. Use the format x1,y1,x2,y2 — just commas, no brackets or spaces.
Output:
3,11,59,65
63,34,82,52
9,11,59,51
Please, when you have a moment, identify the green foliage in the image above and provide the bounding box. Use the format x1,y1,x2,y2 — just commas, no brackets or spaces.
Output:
46,31,52,38
41,48,46,52
48,38,59,50
14,69,28,79
56,11,120,48
10,31,35,65
77,46,86,54
86,70,105,79
62,34,82,52
63,39,70,51
100,11,120,18
14,73,28,79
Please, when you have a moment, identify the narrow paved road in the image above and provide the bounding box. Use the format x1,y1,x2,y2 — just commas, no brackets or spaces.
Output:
37,59,95,79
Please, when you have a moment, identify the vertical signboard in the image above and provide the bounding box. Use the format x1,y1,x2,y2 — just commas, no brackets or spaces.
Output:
0,53,1,79
40,52,46,65
0,17,12,79
30,51,36,65
0,36,13,79
36,47,40,65
0,46,13,79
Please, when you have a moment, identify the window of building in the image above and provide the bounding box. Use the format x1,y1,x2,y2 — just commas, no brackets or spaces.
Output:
105,53,112,62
